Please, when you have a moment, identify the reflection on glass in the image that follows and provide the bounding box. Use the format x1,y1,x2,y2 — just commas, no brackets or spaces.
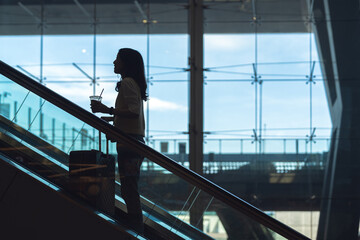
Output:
0,77,100,155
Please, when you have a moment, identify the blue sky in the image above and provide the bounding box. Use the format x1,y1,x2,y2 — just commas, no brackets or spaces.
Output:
0,33,332,153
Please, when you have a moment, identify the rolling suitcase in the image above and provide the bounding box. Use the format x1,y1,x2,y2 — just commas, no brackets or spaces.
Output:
69,131,115,216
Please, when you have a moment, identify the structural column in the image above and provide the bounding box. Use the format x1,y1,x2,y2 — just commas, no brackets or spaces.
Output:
310,0,360,239
188,0,204,229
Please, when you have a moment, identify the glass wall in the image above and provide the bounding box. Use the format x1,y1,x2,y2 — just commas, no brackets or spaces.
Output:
0,0,333,239
0,0,189,152
203,1,330,239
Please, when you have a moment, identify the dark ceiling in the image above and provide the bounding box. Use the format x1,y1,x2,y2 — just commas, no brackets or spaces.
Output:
0,0,310,35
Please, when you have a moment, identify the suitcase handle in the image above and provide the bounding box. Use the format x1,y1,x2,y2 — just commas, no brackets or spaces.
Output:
99,130,109,156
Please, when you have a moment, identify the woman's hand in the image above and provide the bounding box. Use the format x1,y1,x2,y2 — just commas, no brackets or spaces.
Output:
90,101,109,113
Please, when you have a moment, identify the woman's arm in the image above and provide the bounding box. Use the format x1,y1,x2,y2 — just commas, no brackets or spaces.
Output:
112,107,139,118
91,101,138,118
119,78,141,118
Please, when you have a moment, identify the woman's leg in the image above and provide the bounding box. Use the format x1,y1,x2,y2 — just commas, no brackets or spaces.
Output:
117,145,144,233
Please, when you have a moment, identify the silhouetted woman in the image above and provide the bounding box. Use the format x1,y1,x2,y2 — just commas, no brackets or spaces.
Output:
91,48,147,234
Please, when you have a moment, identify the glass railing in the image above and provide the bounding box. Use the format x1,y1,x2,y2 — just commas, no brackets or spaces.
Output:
0,60,310,240
0,87,118,155
149,138,330,155
148,137,328,174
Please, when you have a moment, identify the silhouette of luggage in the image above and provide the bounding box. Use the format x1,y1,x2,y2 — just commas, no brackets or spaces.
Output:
69,133,115,217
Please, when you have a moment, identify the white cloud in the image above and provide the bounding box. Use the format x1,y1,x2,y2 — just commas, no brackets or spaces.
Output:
46,83,92,99
43,84,187,113
147,97,187,112
205,35,251,51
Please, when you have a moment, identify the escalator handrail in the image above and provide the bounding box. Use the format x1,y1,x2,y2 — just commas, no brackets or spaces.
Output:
0,60,310,240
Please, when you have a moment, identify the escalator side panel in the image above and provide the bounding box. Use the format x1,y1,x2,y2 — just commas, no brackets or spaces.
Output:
0,157,17,199
0,132,68,184
0,158,139,240
0,115,68,165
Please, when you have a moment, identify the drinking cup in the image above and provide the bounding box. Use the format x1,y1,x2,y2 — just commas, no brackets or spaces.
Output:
90,95,102,103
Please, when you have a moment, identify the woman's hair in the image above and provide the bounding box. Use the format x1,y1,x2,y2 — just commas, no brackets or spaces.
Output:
115,48,148,101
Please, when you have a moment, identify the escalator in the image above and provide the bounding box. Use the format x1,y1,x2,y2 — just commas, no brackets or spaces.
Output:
0,60,310,240
0,112,211,240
